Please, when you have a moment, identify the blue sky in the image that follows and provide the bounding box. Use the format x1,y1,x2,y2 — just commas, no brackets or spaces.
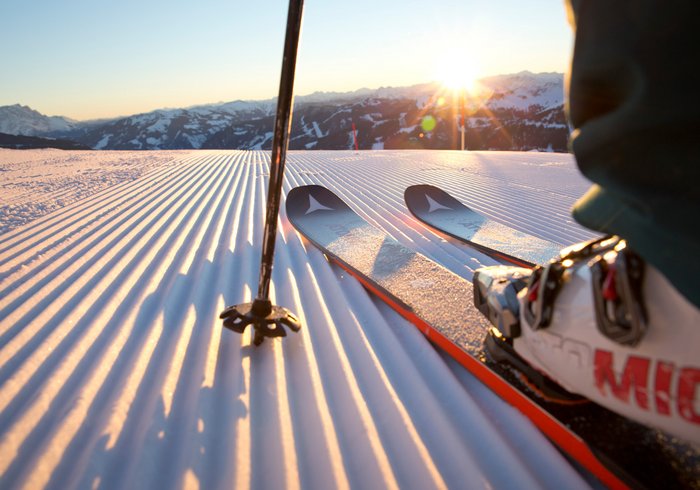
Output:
0,0,572,120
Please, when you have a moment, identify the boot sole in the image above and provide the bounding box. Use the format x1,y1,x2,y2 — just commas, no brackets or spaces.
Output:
485,329,588,405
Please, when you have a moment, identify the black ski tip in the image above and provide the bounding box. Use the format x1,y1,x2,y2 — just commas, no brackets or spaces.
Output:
404,184,471,218
404,184,438,216
286,185,352,224
287,184,327,201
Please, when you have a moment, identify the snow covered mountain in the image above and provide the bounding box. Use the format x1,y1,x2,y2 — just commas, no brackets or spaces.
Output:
67,104,276,150
1,72,567,151
479,71,564,111
202,72,567,152
0,104,76,136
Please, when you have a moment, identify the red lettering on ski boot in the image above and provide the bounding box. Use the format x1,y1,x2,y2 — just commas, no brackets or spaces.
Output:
678,368,700,424
594,349,650,409
654,361,674,416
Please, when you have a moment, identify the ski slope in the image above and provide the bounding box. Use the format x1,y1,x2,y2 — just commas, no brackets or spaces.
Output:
0,149,598,489
0,149,194,235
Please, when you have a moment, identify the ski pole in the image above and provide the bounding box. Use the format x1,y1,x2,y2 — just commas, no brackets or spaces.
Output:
219,0,304,345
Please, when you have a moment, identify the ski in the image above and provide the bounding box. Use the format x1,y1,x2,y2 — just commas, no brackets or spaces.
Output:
404,184,561,267
286,184,699,490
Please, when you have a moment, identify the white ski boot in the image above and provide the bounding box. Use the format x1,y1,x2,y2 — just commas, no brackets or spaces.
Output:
474,236,700,445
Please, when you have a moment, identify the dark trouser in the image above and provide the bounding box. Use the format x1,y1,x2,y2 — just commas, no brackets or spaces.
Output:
566,0,700,307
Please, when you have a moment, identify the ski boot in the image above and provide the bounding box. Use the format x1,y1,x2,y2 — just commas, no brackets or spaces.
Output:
474,236,700,445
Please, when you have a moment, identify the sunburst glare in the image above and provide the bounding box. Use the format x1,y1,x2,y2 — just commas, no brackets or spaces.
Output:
435,49,483,94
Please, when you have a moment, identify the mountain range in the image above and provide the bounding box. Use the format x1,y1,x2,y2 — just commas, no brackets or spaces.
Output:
0,72,568,152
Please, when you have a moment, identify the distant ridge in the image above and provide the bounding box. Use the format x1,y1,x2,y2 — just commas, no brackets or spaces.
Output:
0,72,567,152
0,104,75,136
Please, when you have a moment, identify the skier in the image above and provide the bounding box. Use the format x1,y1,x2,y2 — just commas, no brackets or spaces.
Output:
474,0,700,444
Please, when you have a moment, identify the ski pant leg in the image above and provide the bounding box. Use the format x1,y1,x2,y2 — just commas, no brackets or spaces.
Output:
565,0,700,307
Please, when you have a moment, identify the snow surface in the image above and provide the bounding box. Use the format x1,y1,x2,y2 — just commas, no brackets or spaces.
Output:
0,149,195,234
312,121,324,139
0,149,597,489
94,135,112,150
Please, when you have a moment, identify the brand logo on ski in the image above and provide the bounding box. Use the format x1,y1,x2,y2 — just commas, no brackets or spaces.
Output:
426,195,452,213
305,194,334,215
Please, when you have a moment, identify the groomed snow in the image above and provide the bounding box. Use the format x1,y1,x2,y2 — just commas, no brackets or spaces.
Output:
0,149,597,489
0,149,195,235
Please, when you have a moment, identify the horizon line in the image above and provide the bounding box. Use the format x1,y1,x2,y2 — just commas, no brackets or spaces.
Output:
3,70,565,123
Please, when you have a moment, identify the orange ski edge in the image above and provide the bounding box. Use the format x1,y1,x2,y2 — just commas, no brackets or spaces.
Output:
330,256,629,490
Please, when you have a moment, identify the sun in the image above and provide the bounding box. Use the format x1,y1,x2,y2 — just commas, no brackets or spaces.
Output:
435,51,483,94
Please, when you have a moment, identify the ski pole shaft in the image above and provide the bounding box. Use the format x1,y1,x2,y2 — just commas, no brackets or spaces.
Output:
257,0,304,304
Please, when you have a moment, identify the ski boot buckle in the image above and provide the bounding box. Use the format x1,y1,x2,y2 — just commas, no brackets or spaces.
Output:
473,266,530,338
591,240,647,346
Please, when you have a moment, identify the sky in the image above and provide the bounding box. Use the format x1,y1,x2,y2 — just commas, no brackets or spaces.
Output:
0,0,572,121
